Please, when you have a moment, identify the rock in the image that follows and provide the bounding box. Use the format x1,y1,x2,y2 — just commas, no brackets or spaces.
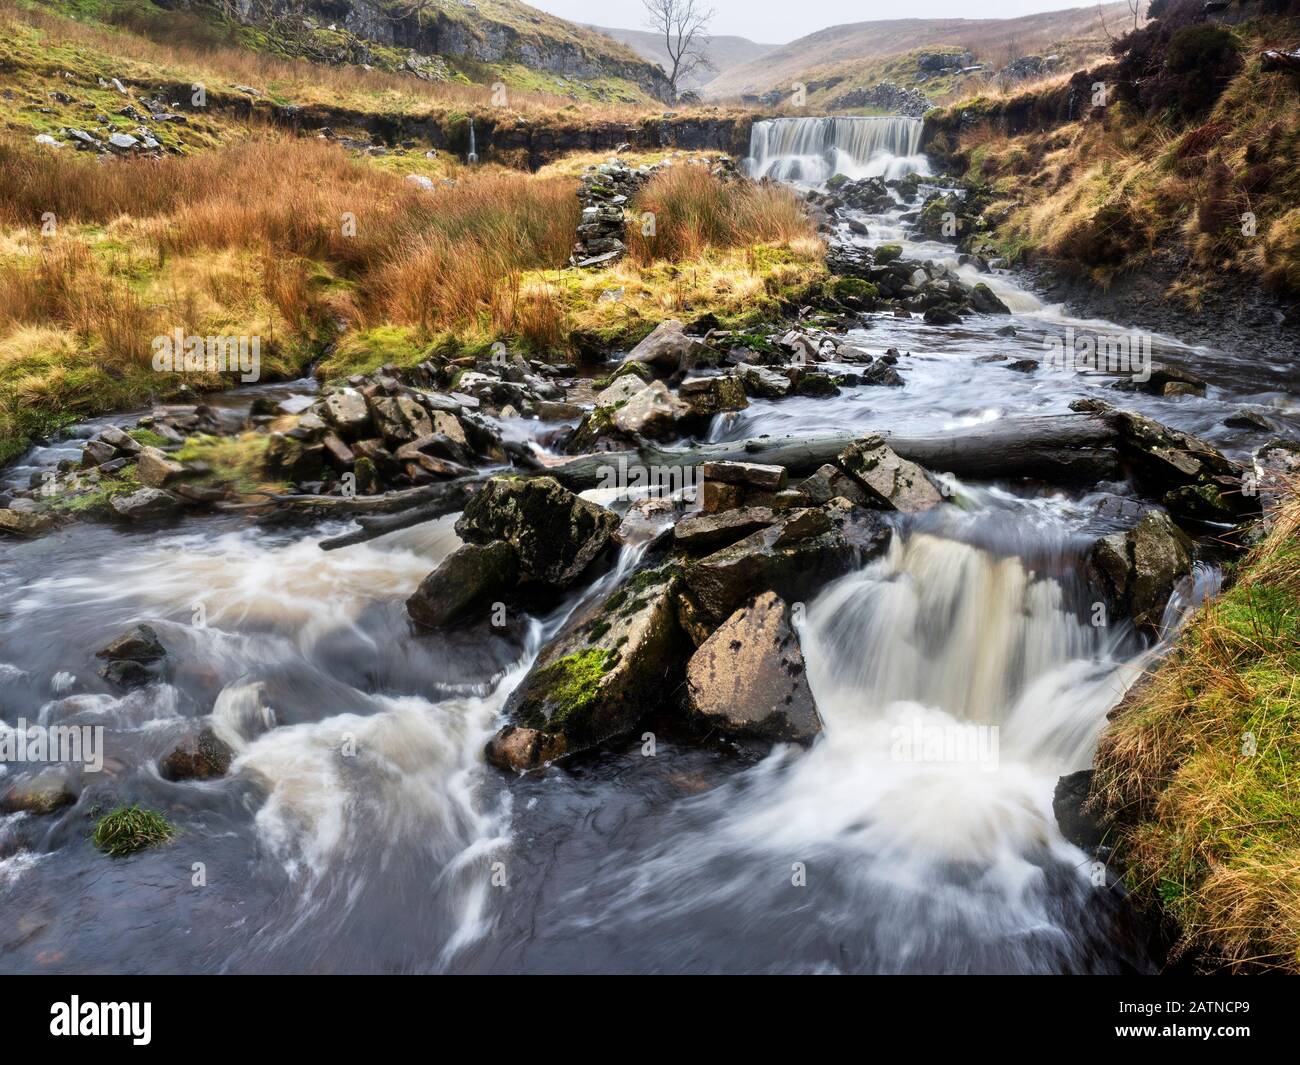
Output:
484,726,566,772
1088,509,1193,631
406,542,519,629
455,476,617,589
109,487,183,521
80,439,118,468
97,425,140,454
1006,358,1039,373
1105,408,1257,524
679,375,748,420
0,508,56,538
135,446,185,488
321,388,372,436
611,380,688,439
735,363,792,399
700,460,786,490
836,437,943,513
797,463,869,506
924,305,963,325
969,283,1011,314
701,479,743,513
686,592,823,744
159,727,233,781
1053,770,1106,851
674,507,778,552
0,768,77,816
494,565,688,765
860,361,905,387
624,319,708,373
96,624,166,663
1224,409,1272,432
1115,362,1207,398
685,502,888,622
595,374,648,407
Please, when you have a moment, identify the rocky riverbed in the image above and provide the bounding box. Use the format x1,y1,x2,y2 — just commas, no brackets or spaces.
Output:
2,125,1299,973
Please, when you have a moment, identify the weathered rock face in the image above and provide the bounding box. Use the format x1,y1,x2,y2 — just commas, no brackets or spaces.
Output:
159,727,234,782
684,500,890,622
488,565,688,769
624,319,709,374
109,487,184,522
1089,509,1194,631
674,506,778,553
686,592,823,744
1105,408,1259,525
455,476,617,590
406,541,520,629
836,437,944,513
1052,769,1107,852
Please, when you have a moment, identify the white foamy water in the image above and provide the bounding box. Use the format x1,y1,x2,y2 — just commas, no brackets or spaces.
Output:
745,116,931,183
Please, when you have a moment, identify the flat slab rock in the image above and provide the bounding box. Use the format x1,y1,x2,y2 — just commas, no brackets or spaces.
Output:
686,591,823,744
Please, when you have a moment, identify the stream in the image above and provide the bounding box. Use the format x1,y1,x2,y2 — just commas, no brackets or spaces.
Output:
1,118,1297,974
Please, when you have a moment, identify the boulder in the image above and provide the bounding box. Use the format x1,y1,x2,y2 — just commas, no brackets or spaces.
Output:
406,541,519,629
674,507,778,552
836,436,944,513
678,375,748,421
797,463,869,506
1088,509,1193,631
0,767,77,816
624,319,708,372
96,623,166,663
321,388,372,436
490,565,688,767
159,727,234,781
1106,408,1257,524
595,374,648,407
0,508,57,538
611,380,688,439
684,501,889,622
686,591,823,744
455,476,617,589
109,487,183,522
700,460,786,490
969,283,1011,314
1052,769,1107,851
135,446,185,488
485,726,566,772
735,363,792,399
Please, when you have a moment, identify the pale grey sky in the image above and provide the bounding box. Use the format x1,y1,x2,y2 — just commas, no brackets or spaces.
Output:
536,0,1100,44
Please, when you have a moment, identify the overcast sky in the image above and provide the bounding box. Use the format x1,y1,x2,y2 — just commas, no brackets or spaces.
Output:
535,0,1099,44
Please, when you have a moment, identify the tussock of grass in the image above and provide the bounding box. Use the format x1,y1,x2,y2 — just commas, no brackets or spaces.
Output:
92,803,176,857
1095,489,1300,972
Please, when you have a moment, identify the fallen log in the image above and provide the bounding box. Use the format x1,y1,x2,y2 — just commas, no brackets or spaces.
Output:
548,413,1120,490
317,413,1118,550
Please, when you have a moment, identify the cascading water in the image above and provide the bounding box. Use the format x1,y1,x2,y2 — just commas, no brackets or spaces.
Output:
745,116,930,183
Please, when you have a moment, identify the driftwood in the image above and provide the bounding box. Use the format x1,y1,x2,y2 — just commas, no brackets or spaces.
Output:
314,413,1118,551
548,413,1119,491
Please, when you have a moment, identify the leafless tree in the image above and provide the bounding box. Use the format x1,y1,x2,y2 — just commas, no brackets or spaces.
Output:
641,0,715,100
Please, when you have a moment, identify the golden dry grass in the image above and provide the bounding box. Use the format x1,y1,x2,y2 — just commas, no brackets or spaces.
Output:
1095,487,1300,972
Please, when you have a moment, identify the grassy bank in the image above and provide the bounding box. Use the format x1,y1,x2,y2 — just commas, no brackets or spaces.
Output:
930,10,1300,301
0,130,820,461
1095,490,1300,972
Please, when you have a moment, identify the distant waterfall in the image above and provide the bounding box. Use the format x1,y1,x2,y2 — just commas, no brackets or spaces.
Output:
745,116,930,184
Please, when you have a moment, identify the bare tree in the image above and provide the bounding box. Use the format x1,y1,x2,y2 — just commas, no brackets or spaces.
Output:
641,0,715,100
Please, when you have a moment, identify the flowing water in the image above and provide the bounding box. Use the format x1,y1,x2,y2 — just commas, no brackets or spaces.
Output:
2,119,1298,973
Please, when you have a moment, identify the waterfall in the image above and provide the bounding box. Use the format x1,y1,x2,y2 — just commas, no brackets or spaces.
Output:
467,118,478,164
745,116,930,184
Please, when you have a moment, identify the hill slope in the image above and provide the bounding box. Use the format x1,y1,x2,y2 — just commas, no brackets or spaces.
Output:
702,4,1139,101
589,24,777,91
124,0,675,101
